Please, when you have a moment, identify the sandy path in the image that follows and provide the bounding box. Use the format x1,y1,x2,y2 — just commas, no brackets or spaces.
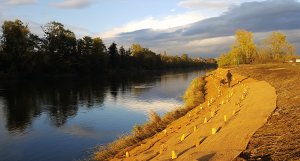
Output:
112,69,276,161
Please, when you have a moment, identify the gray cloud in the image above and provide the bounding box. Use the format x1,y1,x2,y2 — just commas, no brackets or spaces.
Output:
184,0,300,37
51,0,93,9
108,0,300,57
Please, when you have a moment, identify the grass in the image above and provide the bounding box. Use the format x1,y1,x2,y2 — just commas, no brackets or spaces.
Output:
92,76,207,161
183,76,206,109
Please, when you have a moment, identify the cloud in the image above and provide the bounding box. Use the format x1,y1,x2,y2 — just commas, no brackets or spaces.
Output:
177,0,265,9
4,0,37,5
178,0,232,9
59,125,101,139
105,0,300,57
64,25,95,38
101,11,205,38
119,99,181,113
51,0,93,9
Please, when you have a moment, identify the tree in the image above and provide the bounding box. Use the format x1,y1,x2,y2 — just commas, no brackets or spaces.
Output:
181,54,189,62
261,31,295,61
118,46,127,68
232,29,257,64
1,20,33,73
1,20,31,58
81,36,93,55
41,21,78,73
91,37,108,71
108,42,119,68
0,20,215,75
92,37,106,55
125,48,131,56
131,43,143,56
119,46,126,56
77,39,84,55
28,33,44,53
42,21,76,56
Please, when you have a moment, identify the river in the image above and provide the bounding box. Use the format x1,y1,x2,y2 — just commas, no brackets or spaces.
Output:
0,69,207,161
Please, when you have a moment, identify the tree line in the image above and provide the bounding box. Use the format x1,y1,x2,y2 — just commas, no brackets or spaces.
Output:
218,29,296,67
0,20,216,77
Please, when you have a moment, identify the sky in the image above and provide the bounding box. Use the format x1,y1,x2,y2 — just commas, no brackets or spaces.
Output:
0,0,300,57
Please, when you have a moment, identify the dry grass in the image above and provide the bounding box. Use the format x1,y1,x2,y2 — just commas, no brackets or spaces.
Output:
183,77,206,109
92,76,207,161
232,64,300,161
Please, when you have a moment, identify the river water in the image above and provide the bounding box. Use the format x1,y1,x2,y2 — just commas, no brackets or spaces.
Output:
0,69,207,161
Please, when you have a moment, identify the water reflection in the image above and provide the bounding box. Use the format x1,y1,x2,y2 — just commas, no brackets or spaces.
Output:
0,70,203,134
1,78,107,133
0,69,208,161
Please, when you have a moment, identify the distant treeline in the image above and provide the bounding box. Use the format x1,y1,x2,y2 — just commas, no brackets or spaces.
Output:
218,29,297,67
0,20,216,77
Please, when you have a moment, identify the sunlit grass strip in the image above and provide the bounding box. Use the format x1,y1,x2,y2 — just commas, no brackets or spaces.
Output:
93,76,207,161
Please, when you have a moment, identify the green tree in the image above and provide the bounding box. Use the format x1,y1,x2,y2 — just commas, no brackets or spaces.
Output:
119,46,126,56
1,19,32,73
81,36,93,55
42,21,77,72
108,42,119,68
42,21,76,56
92,37,106,55
77,39,84,55
1,19,31,58
91,37,108,71
125,48,131,56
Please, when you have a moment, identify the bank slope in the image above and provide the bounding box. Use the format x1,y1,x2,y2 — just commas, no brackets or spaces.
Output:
110,69,277,161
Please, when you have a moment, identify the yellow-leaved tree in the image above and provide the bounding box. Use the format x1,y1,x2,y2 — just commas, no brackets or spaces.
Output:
232,29,257,64
217,29,257,66
259,31,295,62
131,43,144,56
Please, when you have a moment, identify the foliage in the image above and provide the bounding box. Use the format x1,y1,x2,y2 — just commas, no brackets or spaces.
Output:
218,29,296,66
0,19,216,77
259,31,296,62
0,20,31,73
234,29,257,64
183,77,206,108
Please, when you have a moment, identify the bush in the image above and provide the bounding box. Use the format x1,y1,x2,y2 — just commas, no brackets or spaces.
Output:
183,76,206,108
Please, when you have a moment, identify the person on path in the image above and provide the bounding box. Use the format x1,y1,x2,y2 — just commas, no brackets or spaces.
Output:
227,70,232,87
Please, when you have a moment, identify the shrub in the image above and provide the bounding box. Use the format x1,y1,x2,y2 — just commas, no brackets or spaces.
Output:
183,76,206,108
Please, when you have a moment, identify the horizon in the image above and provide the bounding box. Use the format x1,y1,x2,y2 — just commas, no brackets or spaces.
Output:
1,0,300,57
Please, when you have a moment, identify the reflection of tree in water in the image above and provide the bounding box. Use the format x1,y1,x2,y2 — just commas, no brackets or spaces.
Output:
2,87,42,133
0,78,108,133
0,68,203,133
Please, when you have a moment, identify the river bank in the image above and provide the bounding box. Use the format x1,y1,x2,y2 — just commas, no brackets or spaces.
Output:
93,66,283,160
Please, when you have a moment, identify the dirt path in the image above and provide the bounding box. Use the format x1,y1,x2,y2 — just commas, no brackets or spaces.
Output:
111,69,277,161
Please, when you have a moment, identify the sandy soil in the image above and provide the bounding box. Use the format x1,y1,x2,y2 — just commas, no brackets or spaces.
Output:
232,64,300,161
110,68,277,161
